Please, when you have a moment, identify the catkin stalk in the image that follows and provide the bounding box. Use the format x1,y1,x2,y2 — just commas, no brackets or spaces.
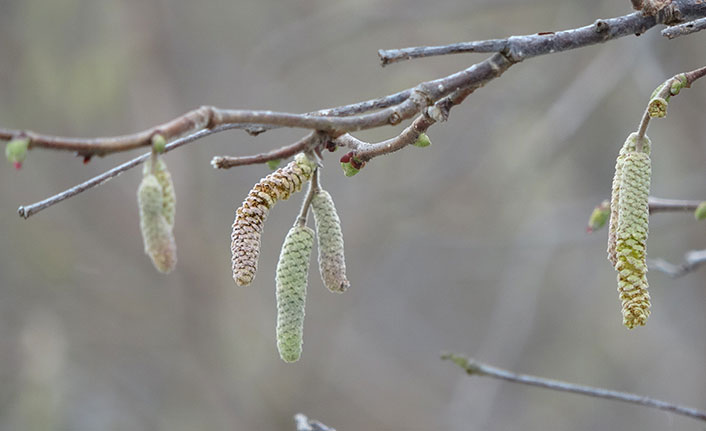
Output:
275,225,314,362
138,175,177,273
311,190,349,292
231,154,317,286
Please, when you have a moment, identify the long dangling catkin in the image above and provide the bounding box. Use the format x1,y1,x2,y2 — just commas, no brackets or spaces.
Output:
231,154,317,286
144,158,176,227
311,190,349,292
615,147,651,329
275,225,314,362
607,133,650,266
138,175,177,273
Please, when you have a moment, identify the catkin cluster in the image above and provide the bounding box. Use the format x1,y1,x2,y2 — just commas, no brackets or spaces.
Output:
311,190,349,292
275,225,314,362
138,161,177,273
608,133,651,328
231,154,317,286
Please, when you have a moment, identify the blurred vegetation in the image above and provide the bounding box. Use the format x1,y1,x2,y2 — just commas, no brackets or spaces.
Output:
0,1,705,430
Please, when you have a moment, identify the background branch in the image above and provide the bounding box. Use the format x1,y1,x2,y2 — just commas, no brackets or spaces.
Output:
650,249,706,277
294,414,335,431
442,353,706,423
647,196,703,214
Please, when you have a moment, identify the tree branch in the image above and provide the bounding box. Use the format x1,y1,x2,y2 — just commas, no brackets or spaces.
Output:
378,1,705,66
650,249,706,277
442,353,706,423
647,196,703,214
10,1,706,219
294,414,335,431
17,126,227,219
661,16,706,38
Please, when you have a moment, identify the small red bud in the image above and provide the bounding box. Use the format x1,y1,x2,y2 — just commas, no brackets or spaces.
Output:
326,141,337,152
83,155,92,164
13,161,22,170
350,157,364,170
340,152,352,163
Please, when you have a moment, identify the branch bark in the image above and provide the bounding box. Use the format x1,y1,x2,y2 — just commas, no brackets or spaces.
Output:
443,353,706,423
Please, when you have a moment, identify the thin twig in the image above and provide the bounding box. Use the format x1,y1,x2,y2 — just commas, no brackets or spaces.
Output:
211,132,318,169
17,126,227,219
662,16,706,38
294,414,335,431
378,1,706,66
636,65,706,147
650,249,706,277
647,196,703,213
296,169,319,227
442,353,706,423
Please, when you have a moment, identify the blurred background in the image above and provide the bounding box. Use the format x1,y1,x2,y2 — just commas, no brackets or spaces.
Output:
1,0,705,430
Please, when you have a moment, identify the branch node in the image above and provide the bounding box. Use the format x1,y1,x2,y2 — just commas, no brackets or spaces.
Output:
594,19,609,33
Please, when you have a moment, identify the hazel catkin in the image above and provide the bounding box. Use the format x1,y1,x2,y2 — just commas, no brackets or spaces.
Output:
144,158,176,227
311,190,349,292
231,154,317,286
138,174,177,273
615,149,651,328
275,225,314,362
607,133,650,266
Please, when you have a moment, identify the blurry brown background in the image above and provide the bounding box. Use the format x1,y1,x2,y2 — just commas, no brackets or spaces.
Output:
1,1,705,430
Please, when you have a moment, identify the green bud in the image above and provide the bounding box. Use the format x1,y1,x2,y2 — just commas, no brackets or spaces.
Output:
267,159,281,170
412,133,431,148
5,137,30,166
695,202,706,220
587,200,610,233
650,83,666,100
151,134,167,153
670,74,688,96
340,161,360,177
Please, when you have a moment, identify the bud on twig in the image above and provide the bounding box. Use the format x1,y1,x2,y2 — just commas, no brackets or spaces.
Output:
5,137,29,170
231,154,317,286
311,190,349,292
276,225,314,362
587,200,610,233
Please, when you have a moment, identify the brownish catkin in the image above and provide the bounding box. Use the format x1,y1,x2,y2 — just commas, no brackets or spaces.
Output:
231,154,317,286
311,190,349,292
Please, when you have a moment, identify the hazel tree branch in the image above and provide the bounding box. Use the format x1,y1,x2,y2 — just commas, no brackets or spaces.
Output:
442,353,706,423
647,196,703,214
378,1,704,66
650,249,706,277
294,414,335,431
9,1,706,218
661,16,706,38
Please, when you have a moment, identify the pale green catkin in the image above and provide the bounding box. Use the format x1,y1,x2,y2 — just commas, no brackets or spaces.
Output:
143,158,176,227
275,225,314,362
615,149,651,329
138,175,177,273
607,133,650,266
311,190,349,292
231,154,317,286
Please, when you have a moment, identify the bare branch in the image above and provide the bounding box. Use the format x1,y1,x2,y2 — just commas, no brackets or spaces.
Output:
17,126,229,219
294,414,335,431
442,353,706,423
647,196,702,213
662,16,706,38
378,1,706,66
651,249,706,277
3,0,705,159
211,132,318,169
